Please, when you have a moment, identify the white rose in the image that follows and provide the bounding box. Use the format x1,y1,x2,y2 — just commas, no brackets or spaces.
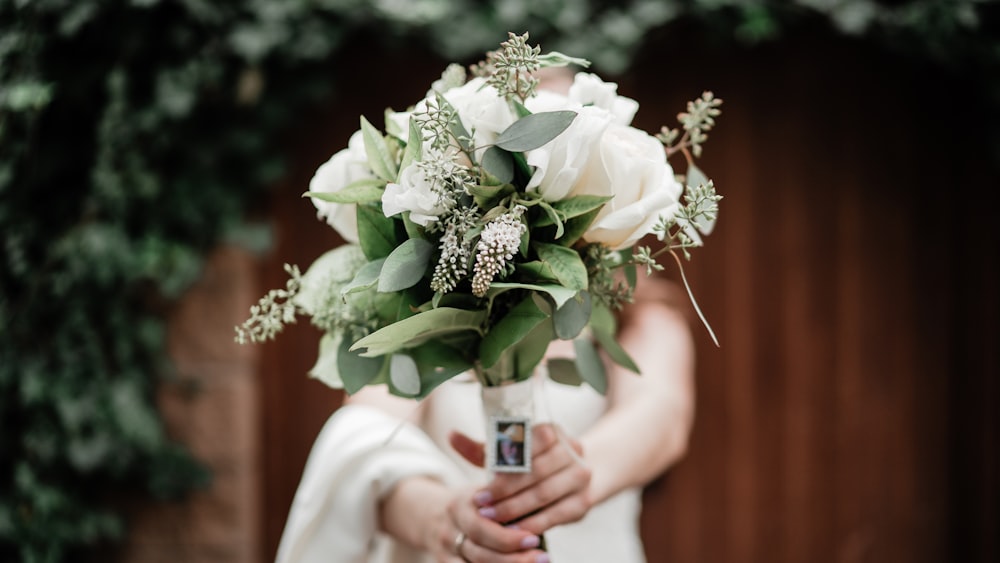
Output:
382,162,448,226
525,105,614,201
568,72,639,126
441,77,517,158
309,130,372,243
527,111,682,250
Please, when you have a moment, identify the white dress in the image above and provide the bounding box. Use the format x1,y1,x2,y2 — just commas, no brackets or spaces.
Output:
275,372,647,563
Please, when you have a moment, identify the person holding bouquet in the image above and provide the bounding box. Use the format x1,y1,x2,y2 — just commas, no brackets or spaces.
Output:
242,33,721,563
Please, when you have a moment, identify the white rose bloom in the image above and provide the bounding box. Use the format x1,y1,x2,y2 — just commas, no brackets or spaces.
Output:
309,130,372,243
382,162,448,226
525,105,614,201
583,125,682,249
527,109,682,250
568,72,639,126
442,77,517,158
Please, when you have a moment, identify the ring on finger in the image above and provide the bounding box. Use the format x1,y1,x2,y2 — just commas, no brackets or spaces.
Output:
452,531,467,557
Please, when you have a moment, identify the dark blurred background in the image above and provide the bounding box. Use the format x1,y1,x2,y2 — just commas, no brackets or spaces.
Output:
1,1,996,562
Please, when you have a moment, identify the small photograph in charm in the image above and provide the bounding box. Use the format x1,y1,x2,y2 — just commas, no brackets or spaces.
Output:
488,417,531,473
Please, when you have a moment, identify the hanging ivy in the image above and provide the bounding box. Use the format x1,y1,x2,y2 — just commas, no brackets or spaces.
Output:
0,0,995,561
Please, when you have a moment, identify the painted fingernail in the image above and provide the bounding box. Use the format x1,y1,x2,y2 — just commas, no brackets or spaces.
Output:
535,554,550,563
473,490,492,506
478,506,497,520
520,535,540,549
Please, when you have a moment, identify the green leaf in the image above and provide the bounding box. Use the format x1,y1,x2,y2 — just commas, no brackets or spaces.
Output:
308,336,343,389
303,177,385,204
481,146,514,183
547,358,583,387
351,307,486,357
590,302,639,373
398,118,423,176
536,201,564,239
468,182,514,204
515,261,560,283
341,258,385,296
534,195,611,227
478,296,550,369
488,281,577,308
389,353,421,396
573,338,607,395
534,242,588,290
337,336,387,394
686,162,709,189
356,204,399,260
494,111,577,152
408,341,475,398
554,290,591,339
360,115,398,182
557,207,602,247
378,238,433,292
513,316,555,377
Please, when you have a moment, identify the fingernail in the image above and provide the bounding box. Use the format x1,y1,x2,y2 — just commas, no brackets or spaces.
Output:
478,506,497,520
473,490,492,506
520,535,540,549
535,554,550,563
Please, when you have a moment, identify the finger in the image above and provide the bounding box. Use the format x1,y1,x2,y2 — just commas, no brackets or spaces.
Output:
458,529,548,563
449,430,486,467
481,432,585,504
458,515,543,556
507,490,592,535
481,460,592,527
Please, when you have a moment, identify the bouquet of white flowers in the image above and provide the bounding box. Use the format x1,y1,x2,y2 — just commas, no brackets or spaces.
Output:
237,32,721,414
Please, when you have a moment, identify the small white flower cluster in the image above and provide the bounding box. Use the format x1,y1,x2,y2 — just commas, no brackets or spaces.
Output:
471,206,527,297
234,264,301,344
430,220,472,293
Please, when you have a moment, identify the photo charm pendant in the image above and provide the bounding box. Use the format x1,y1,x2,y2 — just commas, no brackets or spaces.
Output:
487,415,532,473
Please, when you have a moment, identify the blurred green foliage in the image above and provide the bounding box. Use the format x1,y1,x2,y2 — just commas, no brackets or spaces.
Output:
0,0,994,560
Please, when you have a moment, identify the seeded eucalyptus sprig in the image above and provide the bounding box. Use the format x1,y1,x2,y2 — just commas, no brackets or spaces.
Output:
658,91,723,160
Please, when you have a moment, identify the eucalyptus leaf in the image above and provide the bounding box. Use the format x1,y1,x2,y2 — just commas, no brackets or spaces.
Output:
389,353,421,396
488,281,577,308
308,334,346,389
302,177,385,204
378,238,434,292
342,258,384,296
351,307,486,357
590,302,639,373
481,146,514,184
513,316,555,377
494,111,577,152
356,204,399,260
534,242,588,290
407,340,476,398
554,290,591,340
468,183,513,200
337,336,386,394
573,338,607,395
547,358,583,387
360,115,398,182
478,296,549,369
